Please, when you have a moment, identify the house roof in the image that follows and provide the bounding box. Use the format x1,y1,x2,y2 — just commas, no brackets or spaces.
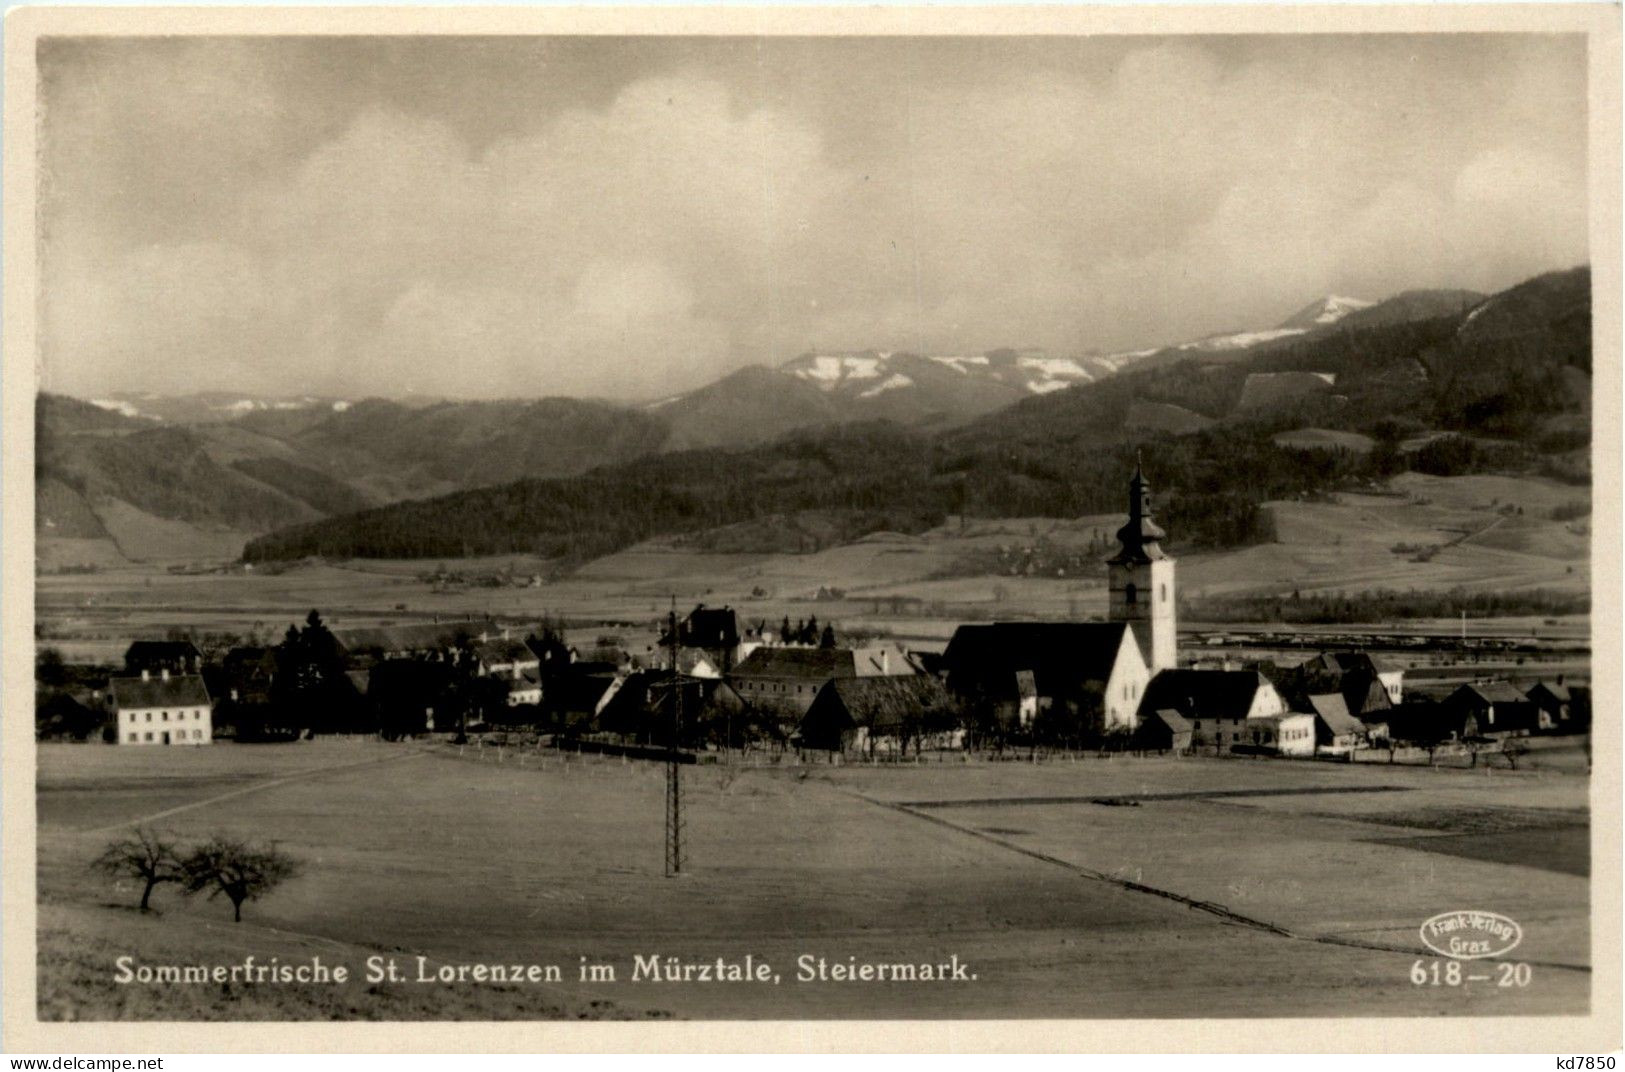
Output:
799,675,953,742
111,673,210,709
125,639,200,663
472,638,536,666
1306,692,1366,736
942,622,1135,698
1140,669,1269,721
1454,681,1530,706
1301,650,1392,678
1145,708,1192,734
679,605,739,649
1527,681,1571,702
548,671,618,713
733,646,857,681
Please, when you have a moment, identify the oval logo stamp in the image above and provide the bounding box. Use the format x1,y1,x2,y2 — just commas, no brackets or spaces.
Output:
1419,911,1523,960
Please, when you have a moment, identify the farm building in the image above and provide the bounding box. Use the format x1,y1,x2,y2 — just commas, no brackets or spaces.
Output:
217,645,278,705
797,675,959,756
471,637,540,679
941,621,1150,733
730,644,915,717
505,669,542,707
596,672,747,745
1442,682,1539,737
1241,713,1317,757
1524,681,1573,730
1382,699,1453,744
124,639,202,676
656,604,744,675
111,669,212,745
1305,693,1370,751
1131,709,1193,754
1284,651,1401,717
546,669,624,732
1138,670,1286,753
369,659,461,737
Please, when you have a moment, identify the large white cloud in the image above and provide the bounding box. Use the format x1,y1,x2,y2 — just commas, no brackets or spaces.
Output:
39,36,1590,399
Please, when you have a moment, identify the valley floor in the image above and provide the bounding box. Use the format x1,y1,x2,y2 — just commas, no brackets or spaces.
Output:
34,740,1591,1021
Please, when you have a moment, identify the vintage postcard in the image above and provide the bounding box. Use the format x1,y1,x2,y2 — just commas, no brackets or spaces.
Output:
3,4,1620,1054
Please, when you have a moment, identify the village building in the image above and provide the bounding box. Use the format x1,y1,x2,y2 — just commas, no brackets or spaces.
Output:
1304,693,1370,751
596,672,748,745
1131,709,1193,754
655,604,744,675
124,639,202,676
941,621,1150,733
470,637,540,679
1138,670,1286,753
546,670,624,731
797,675,959,756
729,644,916,717
1442,682,1539,737
1106,463,1178,674
1382,698,1453,745
1524,681,1573,730
111,669,212,745
1295,651,1404,707
1241,712,1317,757
217,645,279,705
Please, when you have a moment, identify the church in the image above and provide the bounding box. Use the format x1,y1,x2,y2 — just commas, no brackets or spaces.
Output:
939,463,1177,734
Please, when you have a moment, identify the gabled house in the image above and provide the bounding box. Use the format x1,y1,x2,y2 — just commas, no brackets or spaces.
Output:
1443,682,1538,737
1524,681,1572,730
111,669,212,746
124,639,202,676
1138,670,1286,752
1305,692,1369,751
662,604,743,674
730,645,916,717
470,637,541,679
941,621,1150,733
1131,709,1193,754
1297,651,1404,706
1241,712,1317,756
797,675,959,756
598,672,750,746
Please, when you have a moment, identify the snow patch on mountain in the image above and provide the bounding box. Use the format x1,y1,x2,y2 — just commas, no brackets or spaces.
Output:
859,373,914,398
792,354,882,389
90,398,148,420
930,354,991,375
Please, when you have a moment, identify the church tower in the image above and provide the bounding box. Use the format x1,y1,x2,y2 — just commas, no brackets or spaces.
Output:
1107,461,1177,674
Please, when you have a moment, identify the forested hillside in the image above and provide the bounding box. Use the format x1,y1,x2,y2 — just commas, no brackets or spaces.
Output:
243,267,1591,568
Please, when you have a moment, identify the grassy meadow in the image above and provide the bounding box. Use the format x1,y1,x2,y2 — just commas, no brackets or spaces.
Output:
37,740,1590,1020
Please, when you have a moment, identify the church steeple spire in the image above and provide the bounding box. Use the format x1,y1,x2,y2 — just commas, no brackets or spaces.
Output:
1109,458,1167,564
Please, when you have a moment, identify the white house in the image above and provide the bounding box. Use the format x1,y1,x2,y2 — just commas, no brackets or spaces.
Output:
1140,670,1287,753
111,669,212,745
1244,713,1317,756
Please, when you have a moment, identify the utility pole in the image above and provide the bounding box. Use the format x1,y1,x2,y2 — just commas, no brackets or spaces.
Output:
664,598,685,877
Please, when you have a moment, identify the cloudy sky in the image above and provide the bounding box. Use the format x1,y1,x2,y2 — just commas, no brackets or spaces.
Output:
38,34,1588,401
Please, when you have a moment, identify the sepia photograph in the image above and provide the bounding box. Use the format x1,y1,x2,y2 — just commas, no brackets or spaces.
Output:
3,4,1620,1053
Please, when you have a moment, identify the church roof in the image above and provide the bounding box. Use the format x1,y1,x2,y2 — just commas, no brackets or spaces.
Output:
942,622,1135,699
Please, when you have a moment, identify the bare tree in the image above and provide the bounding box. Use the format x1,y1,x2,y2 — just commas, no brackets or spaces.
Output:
181,836,299,923
93,828,185,911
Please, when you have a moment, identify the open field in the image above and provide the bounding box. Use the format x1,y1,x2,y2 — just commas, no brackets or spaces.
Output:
37,740,1589,1020
38,471,1587,663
